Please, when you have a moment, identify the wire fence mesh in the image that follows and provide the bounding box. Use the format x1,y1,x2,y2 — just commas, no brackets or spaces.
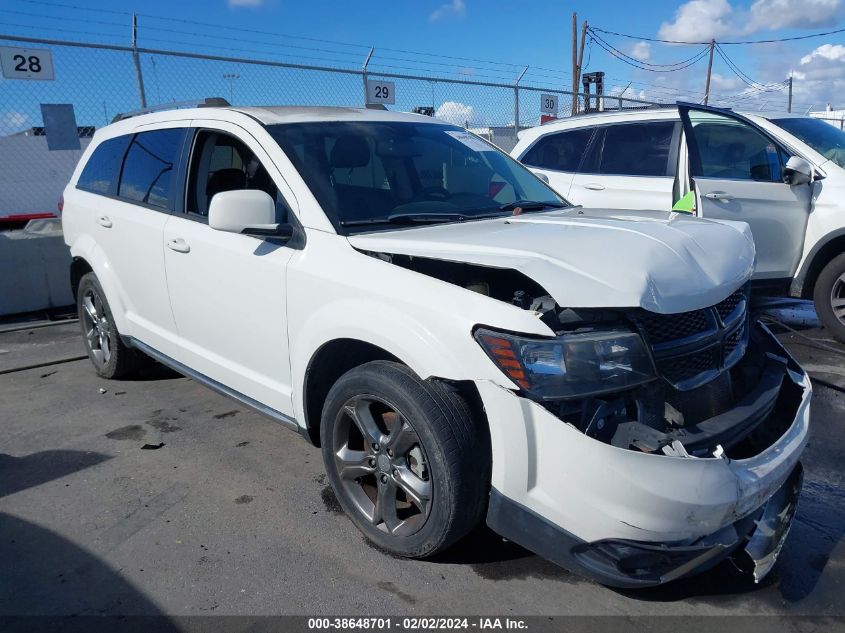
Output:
0,33,658,219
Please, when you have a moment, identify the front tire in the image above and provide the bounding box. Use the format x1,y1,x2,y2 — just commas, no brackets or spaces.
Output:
77,272,140,379
320,361,489,558
813,253,845,343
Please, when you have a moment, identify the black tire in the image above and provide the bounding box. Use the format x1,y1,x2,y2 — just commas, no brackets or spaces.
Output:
813,253,845,344
320,360,489,558
77,272,140,379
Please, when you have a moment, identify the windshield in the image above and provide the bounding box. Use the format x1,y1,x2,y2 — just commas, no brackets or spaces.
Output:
771,117,845,168
266,121,568,232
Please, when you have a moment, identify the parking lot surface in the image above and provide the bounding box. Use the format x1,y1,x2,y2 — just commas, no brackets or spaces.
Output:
1,318,844,617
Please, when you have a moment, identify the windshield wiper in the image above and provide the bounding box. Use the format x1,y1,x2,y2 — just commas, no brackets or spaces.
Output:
498,200,568,212
341,213,471,227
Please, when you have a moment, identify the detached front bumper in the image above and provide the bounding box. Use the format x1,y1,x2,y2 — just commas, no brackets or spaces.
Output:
479,323,811,588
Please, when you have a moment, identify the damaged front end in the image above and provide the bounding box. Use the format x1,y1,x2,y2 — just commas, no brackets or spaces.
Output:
466,278,810,587
361,248,810,587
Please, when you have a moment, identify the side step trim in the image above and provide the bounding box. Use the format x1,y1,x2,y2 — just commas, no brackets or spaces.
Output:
125,336,301,433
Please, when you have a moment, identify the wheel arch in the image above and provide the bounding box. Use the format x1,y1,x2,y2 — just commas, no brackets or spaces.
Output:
792,230,845,298
300,338,488,448
70,256,93,299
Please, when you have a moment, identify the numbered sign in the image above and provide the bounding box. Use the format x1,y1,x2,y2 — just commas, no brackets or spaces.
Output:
366,79,395,105
0,46,55,80
540,93,558,115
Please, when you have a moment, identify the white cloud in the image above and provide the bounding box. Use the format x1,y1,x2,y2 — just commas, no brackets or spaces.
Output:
658,0,734,42
429,0,466,22
659,0,843,41
434,100,474,125
800,43,845,64
1,111,28,131
630,41,651,61
228,0,264,7
747,0,843,31
709,72,743,91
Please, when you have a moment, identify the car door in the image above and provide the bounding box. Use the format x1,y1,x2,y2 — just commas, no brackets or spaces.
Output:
518,127,594,198
568,120,680,210
162,120,297,416
679,104,813,280
81,124,188,355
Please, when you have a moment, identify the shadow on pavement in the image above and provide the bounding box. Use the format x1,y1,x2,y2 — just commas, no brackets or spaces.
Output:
0,512,177,625
0,450,111,498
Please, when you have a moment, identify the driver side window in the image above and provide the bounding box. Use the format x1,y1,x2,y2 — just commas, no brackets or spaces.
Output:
689,112,786,182
186,130,290,222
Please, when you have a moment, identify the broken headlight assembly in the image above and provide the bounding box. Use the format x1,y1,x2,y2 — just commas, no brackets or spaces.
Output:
474,327,657,400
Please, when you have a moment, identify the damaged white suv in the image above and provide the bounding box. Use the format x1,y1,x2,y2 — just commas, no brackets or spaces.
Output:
63,103,811,587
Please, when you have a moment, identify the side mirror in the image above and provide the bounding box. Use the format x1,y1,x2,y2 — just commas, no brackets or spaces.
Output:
209,190,284,238
532,171,550,184
783,156,814,186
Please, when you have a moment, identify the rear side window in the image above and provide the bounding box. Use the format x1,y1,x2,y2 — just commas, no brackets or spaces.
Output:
76,135,131,195
118,128,185,210
521,128,594,172
582,122,676,177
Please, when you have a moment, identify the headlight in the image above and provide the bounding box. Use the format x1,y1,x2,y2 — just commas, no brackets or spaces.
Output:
474,327,657,400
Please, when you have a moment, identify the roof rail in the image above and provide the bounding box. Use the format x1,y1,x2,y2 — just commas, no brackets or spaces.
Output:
111,97,231,123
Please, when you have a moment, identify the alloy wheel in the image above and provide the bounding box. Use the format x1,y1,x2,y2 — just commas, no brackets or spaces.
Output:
832,273,845,327
81,286,111,366
332,394,432,537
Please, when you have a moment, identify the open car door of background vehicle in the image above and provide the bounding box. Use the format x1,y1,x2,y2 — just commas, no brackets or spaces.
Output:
678,103,813,280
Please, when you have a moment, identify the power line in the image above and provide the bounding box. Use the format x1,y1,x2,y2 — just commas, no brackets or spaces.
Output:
589,34,711,72
589,29,711,68
590,24,845,45
0,8,128,31
13,0,131,15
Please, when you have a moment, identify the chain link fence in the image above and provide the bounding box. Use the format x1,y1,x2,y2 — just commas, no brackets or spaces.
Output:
0,33,659,220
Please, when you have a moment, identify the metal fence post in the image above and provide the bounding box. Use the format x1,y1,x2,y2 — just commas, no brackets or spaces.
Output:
361,47,374,107
514,66,527,135
131,14,147,108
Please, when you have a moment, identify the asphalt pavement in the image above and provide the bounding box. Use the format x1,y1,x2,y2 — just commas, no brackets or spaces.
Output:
1,317,844,618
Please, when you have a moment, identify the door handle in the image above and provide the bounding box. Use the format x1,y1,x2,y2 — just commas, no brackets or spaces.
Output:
704,191,735,201
583,182,605,191
166,238,191,254
96,215,112,228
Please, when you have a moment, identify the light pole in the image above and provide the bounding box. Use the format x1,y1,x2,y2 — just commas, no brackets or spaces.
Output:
223,73,240,104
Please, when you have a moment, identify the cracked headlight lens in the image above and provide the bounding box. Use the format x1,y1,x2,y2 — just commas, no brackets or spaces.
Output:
474,327,657,400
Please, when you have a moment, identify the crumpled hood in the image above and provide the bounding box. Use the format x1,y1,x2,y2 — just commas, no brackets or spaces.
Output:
348,208,755,314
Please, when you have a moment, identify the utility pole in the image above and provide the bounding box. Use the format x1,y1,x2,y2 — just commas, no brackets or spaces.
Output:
571,13,578,114
131,13,147,108
787,75,793,113
703,39,715,105
575,20,588,115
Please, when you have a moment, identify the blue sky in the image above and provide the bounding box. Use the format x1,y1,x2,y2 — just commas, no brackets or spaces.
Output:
1,0,844,131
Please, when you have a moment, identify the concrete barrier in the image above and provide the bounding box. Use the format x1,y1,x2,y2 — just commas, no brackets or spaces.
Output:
0,219,73,316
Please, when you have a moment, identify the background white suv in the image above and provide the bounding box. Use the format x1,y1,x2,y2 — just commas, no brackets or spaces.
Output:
63,104,809,588
512,104,845,342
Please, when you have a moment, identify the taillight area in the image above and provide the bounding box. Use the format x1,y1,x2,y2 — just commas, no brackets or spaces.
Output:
57,194,64,213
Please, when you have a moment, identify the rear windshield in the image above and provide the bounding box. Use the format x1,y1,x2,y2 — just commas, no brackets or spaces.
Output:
266,121,567,232
771,117,845,169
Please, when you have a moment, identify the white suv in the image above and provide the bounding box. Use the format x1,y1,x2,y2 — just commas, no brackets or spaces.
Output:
512,104,845,341
63,103,810,588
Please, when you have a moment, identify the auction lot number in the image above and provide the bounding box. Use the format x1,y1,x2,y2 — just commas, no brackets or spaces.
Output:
0,46,55,80
308,617,527,630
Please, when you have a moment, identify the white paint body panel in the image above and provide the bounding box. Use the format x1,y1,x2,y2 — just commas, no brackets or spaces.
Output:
350,209,755,314
62,105,810,554
513,108,845,294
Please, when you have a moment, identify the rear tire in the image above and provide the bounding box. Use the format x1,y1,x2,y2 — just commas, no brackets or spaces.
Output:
813,253,845,344
77,272,140,379
320,361,489,558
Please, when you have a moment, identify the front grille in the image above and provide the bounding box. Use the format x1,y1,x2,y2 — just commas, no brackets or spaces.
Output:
636,309,712,345
659,347,720,385
632,284,750,390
